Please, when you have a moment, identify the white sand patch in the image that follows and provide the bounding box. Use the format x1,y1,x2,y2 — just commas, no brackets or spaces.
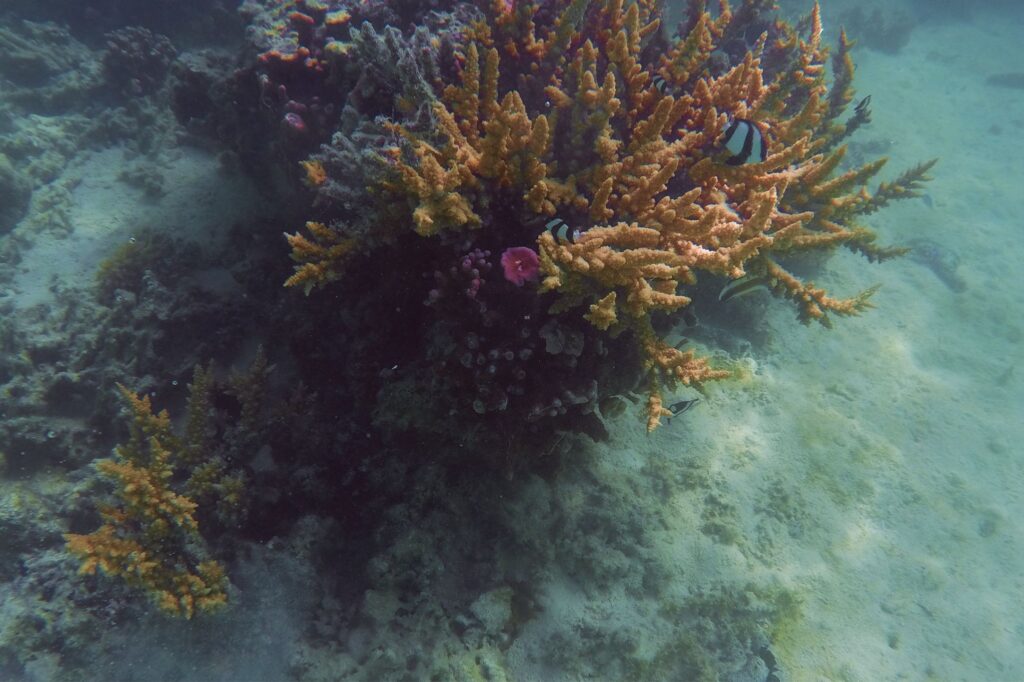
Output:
10,144,261,310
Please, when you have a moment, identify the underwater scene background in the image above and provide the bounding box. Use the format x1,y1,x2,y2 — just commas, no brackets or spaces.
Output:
0,0,1022,680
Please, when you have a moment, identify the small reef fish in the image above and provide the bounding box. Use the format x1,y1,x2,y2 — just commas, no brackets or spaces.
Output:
903,238,967,292
652,74,669,94
666,398,699,422
985,72,1024,89
718,274,771,302
855,95,872,118
722,118,768,166
546,217,581,244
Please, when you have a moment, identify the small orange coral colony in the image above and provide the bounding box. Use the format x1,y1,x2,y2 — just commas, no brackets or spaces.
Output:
65,384,228,618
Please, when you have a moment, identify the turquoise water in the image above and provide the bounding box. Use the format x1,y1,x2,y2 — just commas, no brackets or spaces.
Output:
1,1,1022,680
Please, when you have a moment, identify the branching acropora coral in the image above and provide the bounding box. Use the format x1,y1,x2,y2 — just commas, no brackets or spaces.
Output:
287,0,933,431
65,384,228,619
284,220,360,293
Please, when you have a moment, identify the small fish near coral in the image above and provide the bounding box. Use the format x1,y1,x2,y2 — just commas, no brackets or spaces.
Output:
545,217,581,244
722,119,768,166
719,274,772,302
902,238,967,293
855,95,872,121
666,398,699,424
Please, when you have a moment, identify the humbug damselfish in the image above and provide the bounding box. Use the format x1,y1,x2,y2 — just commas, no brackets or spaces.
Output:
721,118,768,166
546,217,581,243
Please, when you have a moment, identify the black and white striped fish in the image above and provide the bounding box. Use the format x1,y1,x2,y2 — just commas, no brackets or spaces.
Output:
652,74,670,94
718,274,771,302
546,217,581,243
722,118,768,166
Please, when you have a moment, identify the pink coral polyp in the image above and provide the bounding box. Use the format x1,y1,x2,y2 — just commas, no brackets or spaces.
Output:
501,247,540,286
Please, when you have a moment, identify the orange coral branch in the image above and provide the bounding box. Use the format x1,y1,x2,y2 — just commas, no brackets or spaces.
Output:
284,221,360,294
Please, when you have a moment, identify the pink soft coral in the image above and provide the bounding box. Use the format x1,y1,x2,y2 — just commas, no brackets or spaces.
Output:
501,247,540,286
